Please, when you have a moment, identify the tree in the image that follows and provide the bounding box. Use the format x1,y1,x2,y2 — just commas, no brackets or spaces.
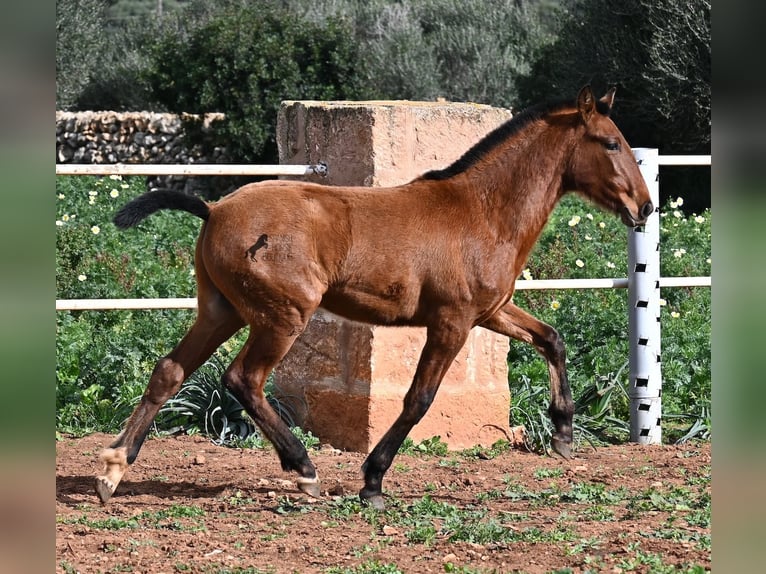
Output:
350,0,566,107
144,2,361,194
517,0,710,209
56,0,109,109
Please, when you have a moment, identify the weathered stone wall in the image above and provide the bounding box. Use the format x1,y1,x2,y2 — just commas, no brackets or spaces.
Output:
55,111,229,194
55,111,226,164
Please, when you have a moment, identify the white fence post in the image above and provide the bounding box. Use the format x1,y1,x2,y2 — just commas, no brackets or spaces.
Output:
628,148,662,444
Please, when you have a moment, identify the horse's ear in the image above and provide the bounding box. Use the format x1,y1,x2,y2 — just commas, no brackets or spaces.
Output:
599,87,616,112
577,85,595,123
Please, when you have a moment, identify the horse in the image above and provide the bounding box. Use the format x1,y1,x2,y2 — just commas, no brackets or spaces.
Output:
96,86,653,510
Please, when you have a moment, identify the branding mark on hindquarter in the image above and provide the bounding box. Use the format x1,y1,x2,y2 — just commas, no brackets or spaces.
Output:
245,234,294,263
246,234,269,261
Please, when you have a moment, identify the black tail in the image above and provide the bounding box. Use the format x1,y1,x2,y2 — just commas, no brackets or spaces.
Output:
113,189,210,229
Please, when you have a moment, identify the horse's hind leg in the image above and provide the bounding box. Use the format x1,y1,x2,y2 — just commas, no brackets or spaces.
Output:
221,319,321,498
95,295,243,503
480,302,574,458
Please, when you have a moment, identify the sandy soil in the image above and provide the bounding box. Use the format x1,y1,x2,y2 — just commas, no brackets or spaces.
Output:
56,433,710,573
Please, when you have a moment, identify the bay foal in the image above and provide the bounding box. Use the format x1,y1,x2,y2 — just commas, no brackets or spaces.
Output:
96,86,653,510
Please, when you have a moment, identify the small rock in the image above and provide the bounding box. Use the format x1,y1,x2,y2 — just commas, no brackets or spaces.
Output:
320,444,342,455
382,525,399,536
327,483,345,496
193,454,206,465
442,553,458,564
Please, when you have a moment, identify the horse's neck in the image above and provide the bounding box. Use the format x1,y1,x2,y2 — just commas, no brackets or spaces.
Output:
468,126,573,248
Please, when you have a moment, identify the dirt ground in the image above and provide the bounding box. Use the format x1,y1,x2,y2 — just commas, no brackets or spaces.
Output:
56,433,710,573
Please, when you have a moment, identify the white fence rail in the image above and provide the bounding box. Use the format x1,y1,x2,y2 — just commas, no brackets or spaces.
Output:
55,276,711,311
56,152,711,443
55,163,328,177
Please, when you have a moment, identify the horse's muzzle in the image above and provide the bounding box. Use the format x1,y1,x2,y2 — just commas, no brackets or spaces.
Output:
620,200,654,227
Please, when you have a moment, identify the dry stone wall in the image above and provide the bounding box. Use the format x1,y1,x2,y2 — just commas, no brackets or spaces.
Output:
55,111,228,193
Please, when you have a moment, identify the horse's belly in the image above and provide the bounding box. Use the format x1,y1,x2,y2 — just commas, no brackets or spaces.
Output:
320,286,424,327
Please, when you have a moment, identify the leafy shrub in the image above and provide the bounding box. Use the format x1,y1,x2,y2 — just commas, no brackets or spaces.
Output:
56,0,108,110
56,175,206,434
146,3,360,167
509,194,711,451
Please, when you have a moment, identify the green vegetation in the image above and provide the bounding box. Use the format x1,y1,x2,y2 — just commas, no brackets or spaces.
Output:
58,503,206,531
56,175,200,434
56,177,710,451
508,195,710,452
146,2,361,168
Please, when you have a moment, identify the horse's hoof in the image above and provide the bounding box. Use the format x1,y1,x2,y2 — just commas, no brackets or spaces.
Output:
296,475,321,498
551,436,573,460
359,491,385,511
95,476,116,504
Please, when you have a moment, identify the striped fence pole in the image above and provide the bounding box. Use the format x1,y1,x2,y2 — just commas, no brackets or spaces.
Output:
628,148,662,444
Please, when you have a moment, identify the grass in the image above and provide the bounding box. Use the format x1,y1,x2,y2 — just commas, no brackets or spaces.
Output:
58,503,206,532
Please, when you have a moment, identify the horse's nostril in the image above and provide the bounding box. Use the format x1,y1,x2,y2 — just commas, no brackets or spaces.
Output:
641,201,655,219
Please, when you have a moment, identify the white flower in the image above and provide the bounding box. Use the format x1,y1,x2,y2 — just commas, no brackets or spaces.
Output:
670,197,684,208
109,174,122,181
62,214,70,222
670,311,680,318
673,248,687,258
521,268,533,281
91,225,100,235
606,261,616,269
575,259,585,268
659,298,667,306
121,183,129,189
110,189,120,198
77,274,87,282
586,213,594,220
673,210,683,219
568,215,581,227
694,215,705,223
88,190,98,197
55,220,64,226
706,258,711,265
599,222,606,228
57,193,65,199
551,300,561,310
585,234,592,240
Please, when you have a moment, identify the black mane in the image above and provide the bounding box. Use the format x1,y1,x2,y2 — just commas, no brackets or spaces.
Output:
420,98,577,181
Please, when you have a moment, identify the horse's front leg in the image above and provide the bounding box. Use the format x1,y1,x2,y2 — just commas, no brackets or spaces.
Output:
481,302,574,459
360,317,471,510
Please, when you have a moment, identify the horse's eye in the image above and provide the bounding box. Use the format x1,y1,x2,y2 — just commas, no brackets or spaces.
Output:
605,141,620,151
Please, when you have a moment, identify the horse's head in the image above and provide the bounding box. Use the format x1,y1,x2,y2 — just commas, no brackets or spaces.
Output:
565,86,654,227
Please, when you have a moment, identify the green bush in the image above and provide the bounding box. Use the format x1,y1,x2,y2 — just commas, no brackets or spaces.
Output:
356,0,564,107
56,0,109,110
146,3,361,167
56,175,201,434
509,194,711,450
